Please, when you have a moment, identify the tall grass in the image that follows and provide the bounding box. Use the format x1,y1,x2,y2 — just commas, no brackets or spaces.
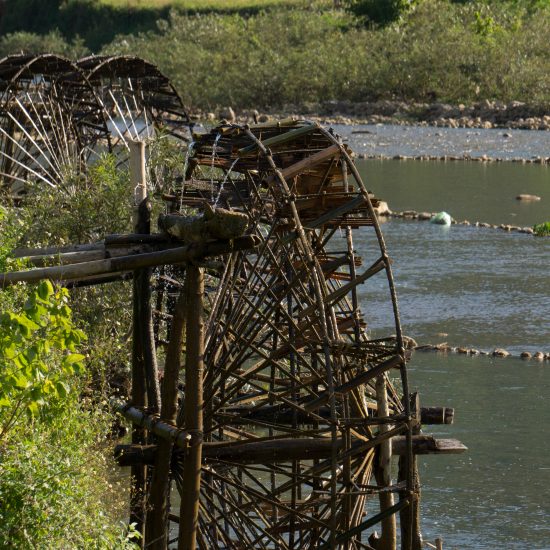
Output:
2,1,550,108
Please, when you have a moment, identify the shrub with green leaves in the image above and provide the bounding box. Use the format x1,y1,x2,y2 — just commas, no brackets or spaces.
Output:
0,401,137,548
101,1,550,108
0,282,137,548
345,0,414,27
0,280,86,439
533,221,550,236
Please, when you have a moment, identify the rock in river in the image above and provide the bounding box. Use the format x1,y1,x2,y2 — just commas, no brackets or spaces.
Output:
516,194,541,201
430,211,452,226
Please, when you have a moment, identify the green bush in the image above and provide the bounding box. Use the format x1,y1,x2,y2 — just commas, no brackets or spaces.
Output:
345,0,413,26
0,30,89,59
0,281,86,438
21,154,132,247
0,398,137,548
533,221,550,236
98,1,550,109
17,153,135,396
0,283,136,548
104,8,359,109
3,1,550,107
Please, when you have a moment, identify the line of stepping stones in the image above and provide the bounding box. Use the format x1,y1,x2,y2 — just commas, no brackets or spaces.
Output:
413,342,549,361
386,210,535,235
357,153,550,164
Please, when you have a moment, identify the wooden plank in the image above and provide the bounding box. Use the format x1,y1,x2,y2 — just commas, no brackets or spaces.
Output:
305,194,365,229
392,436,467,456
114,434,467,467
277,144,340,181
238,124,317,156
280,195,367,246
303,354,403,412
299,256,385,319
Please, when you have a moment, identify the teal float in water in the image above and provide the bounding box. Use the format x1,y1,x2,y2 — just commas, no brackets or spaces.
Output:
430,211,452,225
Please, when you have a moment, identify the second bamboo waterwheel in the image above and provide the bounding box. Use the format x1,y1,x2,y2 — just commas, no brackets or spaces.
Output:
0,53,110,196
169,120,414,549
78,55,192,163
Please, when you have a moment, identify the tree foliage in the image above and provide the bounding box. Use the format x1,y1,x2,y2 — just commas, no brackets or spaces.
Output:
345,0,414,26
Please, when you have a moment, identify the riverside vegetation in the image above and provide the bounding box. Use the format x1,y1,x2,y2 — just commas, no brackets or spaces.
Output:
0,157,140,548
1,1,550,114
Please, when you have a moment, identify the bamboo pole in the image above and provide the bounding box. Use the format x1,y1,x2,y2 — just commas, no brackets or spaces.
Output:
146,290,187,549
178,265,204,550
130,141,161,416
398,393,423,550
129,140,149,546
238,124,316,156
116,404,191,449
13,242,104,258
0,236,259,286
223,404,452,426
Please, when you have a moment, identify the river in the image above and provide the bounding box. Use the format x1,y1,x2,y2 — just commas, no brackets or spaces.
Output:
349,127,549,549
334,123,550,161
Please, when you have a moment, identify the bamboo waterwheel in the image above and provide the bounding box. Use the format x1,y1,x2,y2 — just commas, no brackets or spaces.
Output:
164,120,414,549
0,54,110,196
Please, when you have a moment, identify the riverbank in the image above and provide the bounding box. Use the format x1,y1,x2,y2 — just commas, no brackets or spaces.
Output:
193,98,550,133
414,342,550,362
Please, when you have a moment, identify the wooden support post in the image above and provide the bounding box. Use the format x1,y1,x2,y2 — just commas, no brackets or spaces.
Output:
178,265,204,550
375,375,396,550
131,140,147,226
129,140,149,547
130,140,161,415
146,290,187,549
398,393,423,550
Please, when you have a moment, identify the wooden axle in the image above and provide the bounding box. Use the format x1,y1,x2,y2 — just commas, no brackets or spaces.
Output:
223,404,454,426
115,435,466,467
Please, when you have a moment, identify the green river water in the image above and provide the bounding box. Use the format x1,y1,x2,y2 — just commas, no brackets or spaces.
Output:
353,155,550,549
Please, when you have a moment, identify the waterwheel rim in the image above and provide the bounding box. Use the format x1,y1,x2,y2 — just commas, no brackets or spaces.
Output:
165,120,413,549
0,53,110,196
